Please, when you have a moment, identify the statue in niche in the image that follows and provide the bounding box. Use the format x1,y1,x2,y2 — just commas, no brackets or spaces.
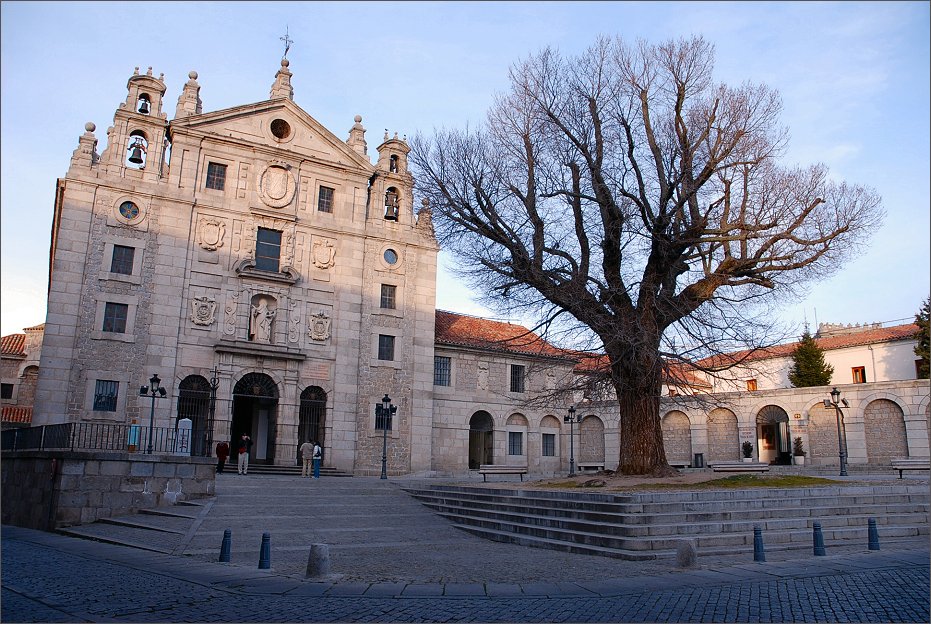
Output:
250,299,277,343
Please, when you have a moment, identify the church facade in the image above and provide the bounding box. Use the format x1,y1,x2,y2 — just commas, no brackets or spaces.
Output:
29,60,929,477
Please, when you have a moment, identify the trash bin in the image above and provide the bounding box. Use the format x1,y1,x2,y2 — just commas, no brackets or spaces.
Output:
693,453,704,468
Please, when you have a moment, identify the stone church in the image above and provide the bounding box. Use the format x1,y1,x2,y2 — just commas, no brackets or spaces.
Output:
28,58,930,477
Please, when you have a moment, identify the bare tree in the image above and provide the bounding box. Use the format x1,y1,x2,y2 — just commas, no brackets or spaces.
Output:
411,36,883,475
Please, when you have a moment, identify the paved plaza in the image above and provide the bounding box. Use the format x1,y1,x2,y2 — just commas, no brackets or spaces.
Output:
2,474,929,622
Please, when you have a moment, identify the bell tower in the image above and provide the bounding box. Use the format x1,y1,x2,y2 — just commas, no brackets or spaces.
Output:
99,66,169,181
374,132,412,223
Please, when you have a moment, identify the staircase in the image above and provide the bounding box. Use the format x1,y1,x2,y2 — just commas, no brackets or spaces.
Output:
238,464,353,477
402,483,930,561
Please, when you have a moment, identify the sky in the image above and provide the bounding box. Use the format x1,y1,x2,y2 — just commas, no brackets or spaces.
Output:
1,1,929,340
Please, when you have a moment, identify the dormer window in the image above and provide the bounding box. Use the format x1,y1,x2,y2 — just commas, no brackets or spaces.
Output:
384,187,399,221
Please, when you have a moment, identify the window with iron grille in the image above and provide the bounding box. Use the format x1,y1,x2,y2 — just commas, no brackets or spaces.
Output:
318,186,334,213
110,245,135,275
510,364,525,393
205,162,227,190
102,302,128,333
0,383,13,399
378,335,395,361
508,431,523,455
542,433,555,456
380,284,396,309
255,227,282,272
93,379,119,412
434,356,451,386
375,404,394,431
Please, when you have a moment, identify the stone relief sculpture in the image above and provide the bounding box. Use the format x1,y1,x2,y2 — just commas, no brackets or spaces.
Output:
478,363,489,390
190,296,218,326
256,162,296,209
250,300,276,343
312,239,336,269
308,312,331,341
198,217,226,251
288,301,300,343
224,291,240,336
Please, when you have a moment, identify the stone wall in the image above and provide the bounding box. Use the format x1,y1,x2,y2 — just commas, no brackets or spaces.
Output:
1,451,215,530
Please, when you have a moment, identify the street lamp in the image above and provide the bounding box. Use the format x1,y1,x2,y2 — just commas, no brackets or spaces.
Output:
564,405,580,477
823,387,849,476
139,374,167,454
378,394,396,480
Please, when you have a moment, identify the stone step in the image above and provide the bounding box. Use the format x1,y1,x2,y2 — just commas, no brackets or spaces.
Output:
57,521,183,554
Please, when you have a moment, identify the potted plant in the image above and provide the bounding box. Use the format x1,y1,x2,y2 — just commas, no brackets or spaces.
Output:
741,440,754,462
793,437,806,466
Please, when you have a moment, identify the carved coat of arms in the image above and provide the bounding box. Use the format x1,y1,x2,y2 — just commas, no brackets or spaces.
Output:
312,239,336,269
198,217,226,251
257,163,296,208
191,296,218,326
309,312,331,341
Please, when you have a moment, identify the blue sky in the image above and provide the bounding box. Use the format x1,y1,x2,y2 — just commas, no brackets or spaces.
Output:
2,1,928,338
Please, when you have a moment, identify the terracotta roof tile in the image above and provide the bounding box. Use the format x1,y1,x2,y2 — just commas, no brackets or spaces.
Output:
435,310,567,358
1,334,26,356
1,406,32,424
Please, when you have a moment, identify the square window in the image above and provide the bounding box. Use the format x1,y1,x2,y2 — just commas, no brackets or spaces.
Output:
318,186,334,213
110,245,135,275
102,302,129,333
542,433,555,457
205,162,227,190
434,356,451,387
0,383,13,399
380,284,397,310
375,404,394,431
746,379,758,392
255,227,282,272
852,366,866,384
378,335,395,361
93,379,119,412
508,431,523,456
510,364,525,393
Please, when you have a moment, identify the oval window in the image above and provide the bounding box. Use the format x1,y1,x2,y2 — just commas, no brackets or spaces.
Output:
270,118,291,140
383,249,398,265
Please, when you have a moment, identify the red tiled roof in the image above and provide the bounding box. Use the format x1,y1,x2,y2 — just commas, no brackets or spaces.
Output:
699,323,919,368
570,352,711,388
435,310,567,358
1,334,26,357
1,406,32,424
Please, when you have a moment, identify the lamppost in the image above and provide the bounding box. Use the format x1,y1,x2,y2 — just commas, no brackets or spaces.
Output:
139,374,167,454
378,394,396,480
823,387,849,476
564,405,580,477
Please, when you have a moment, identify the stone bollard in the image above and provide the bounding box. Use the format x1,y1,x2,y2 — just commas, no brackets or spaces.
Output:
219,528,231,563
306,543,331,578
258,532,271,569
753,526,765,562
676,539,697,568
813,522,826,556
868,518,880,551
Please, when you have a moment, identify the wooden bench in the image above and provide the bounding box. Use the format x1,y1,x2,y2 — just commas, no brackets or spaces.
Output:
710,461,770,473
479,464,528,482
890,458,930,479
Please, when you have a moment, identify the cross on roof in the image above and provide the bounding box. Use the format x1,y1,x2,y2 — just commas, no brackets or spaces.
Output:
280,27,293,59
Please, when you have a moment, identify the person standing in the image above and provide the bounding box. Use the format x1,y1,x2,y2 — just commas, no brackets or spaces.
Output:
215,440,230,474
299,440,314,477
237,434,252,475
312,440,322,479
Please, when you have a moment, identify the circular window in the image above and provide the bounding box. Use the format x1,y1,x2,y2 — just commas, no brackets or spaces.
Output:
383,249,399,265
270,118,291,140
119,201,140,221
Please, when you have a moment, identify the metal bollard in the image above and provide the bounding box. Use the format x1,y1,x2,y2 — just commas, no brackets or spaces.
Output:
868,518,880,551
219,528,231,562
258,532,271,569
813,522,826,556
753,526,766,562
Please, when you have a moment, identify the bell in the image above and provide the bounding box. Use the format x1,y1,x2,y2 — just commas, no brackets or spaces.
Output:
137,99,150,114
128,145,144,165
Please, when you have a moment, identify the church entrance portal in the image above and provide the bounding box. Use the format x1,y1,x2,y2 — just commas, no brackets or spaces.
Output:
468,411,494,469
231,373,279,465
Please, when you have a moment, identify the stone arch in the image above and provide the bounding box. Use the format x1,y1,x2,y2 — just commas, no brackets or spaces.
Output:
579,415,605,466
298,386,327,462
469,410,494,469
177,374,211,457
231,372,279,464
707,408,739,462
756,405,792,464
863,399,908,464
506,413,528,426
540,415,561,428
661,410,692,465
808,402,841,465
506,412,528,459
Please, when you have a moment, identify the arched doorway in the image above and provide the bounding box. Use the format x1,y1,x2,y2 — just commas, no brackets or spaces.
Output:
579,415,605,469
707,408,739,462
469,411,494,469
177,375,211,456
756,405,791,465
298,386,327,465
232,373,279,465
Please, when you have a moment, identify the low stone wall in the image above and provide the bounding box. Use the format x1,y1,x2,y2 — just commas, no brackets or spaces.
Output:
1,451,216,530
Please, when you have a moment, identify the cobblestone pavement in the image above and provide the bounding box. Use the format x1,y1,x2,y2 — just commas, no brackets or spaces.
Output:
2,474,929,622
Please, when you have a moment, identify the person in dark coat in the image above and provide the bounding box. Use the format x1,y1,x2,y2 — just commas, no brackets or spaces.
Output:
215,440,230,473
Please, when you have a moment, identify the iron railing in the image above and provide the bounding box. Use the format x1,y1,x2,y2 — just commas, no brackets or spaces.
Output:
1,422,191,455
